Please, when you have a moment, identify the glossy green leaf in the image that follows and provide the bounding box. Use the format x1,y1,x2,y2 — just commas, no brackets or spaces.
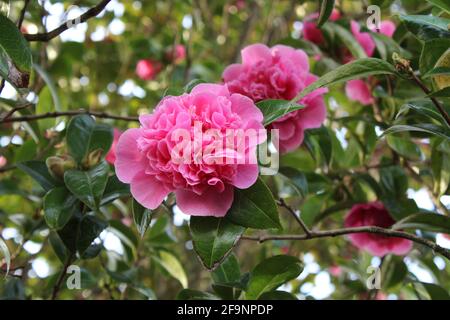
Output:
393,213,450,234
227,178,281,229
64,161,109,210
212,253,241,284
426,0,450,12
66,115,113,164
386,135,423,161
100,174,130,206
190,216,245,270
279,167,308,197
317,0,335,27
331,23,367,59
295,58,397,100
256,99,304,126
423,66,450,79
17,161,60,191
383,124,450,140
400,15,450,41
153,250,188,288
77,215,108,255
246,255,304,300
419,39,450,75
132,198,152,238
43,187,78,229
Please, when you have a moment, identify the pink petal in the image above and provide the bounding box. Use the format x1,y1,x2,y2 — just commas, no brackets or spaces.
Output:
345,79,374,105
241,44,272,64
297,95,327,129
232,164,259,189
191,83,229,96
223,64,244,82
391,239,413,255
230,93,263,123
379,20,396,38
272,45,309,73
175,185,234,217
115,128,146,183
130,174,171,209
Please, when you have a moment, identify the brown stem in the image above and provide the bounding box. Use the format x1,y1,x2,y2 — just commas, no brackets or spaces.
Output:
51,253,74,300
17,0,31,29
1,109,139,123
1,102,33,121
409,72,450,126
277,198,311,236
242,225,450,260
24,0,111,41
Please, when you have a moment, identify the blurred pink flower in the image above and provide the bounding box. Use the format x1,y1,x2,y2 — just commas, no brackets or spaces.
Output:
303,9,341,45
345,202,413,257
0,156,7,168
115,84,265,216
345,79,375,105
136,59,162,81
106,129,122,165
166,44,186,64
223,44,327,153
329,265,342,277
350,20,376,57
370,20,396,38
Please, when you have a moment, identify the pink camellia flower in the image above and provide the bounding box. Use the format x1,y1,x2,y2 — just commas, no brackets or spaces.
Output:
329,265,342,277
303,9,341,45
136,59,162,81
105,129,122,165
345,79,374,105
345,202,413,257
0,156,7,168
223,44,327,153
115,83,266,216
166,44,186,64
345,20,396,105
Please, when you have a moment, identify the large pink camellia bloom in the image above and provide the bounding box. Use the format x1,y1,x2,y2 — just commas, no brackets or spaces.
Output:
223,44,327,153
115,83,266,216
344,202,413,257
303,9,341,45
106,129,122,165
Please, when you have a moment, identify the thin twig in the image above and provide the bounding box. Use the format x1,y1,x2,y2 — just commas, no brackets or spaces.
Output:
51,253,74,300
24,0,111,41
17,0,31,29
1,109,139,123
277,198,311,236
1,102,33,121
409,72,450,126
241,225,450,260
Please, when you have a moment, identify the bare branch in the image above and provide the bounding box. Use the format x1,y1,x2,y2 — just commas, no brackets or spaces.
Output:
242,226,450,260
1,109,139,123
24,0,111,42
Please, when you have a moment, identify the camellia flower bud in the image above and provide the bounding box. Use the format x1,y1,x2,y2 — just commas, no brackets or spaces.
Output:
46,155,76,179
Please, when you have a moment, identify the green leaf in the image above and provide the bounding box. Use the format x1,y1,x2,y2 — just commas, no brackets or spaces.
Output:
382,255,408,289
256,99,304,126
383,124,450,140
0,237,10,277
393,213,450,234
0,14,32,87
109,220,139,250
379,166,408,198
258,291,298,300
317,0,335,27
426,0,450,12
386,135,423,161
132,198,152,238
33,63,62,112
43,187,78,229
295,58,397,100
212,253,241,284
423,66,450,79
176,289,220,300
153,250,188,288
419,39,450,75
227,178,281,229
246,255,304,300
397,100,449,126
331,23,367,59
64,161,109,210
66,115,113,164
17,161,60,191
190,216,245,270
400,15,450,41
415,282,450,300
100,174,130,206
279,167,308,197
57,213,107,255
428,87,450,98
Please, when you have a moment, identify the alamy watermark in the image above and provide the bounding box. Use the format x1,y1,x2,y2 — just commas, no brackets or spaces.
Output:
366,5,381,32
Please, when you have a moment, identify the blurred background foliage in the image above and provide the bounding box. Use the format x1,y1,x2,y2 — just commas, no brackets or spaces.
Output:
0,0,449,300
